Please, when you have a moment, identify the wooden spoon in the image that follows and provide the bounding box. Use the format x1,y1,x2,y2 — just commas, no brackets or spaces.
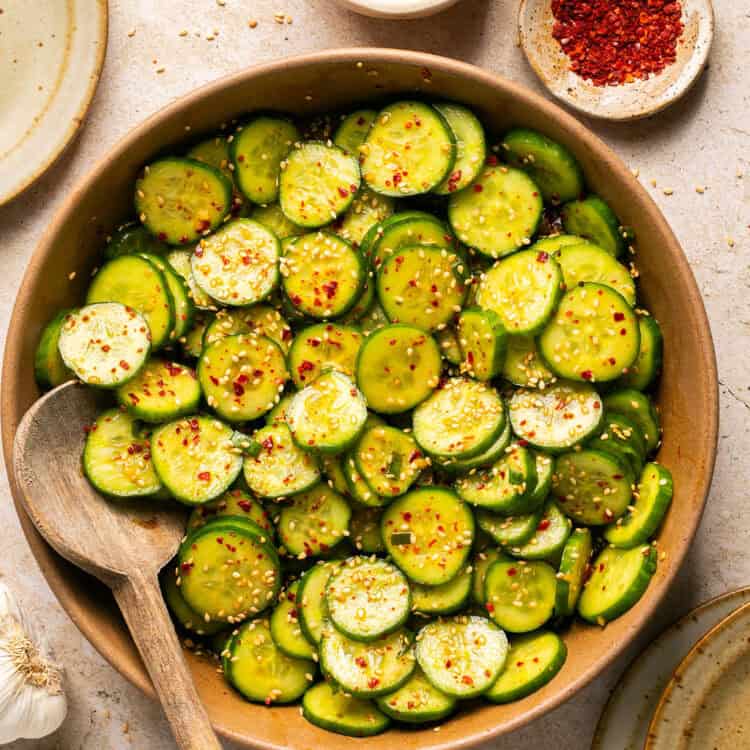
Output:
12,380,222,750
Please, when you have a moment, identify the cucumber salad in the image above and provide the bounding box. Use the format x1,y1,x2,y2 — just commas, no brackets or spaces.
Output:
36,100,671,736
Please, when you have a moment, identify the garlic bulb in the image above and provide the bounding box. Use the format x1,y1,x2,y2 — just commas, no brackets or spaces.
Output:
0,582,67,743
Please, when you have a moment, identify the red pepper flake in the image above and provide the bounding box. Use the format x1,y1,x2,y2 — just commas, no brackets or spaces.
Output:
473,183,484,193
233,381,245,397
507,567,517,577
581,370,593,381
198,471,211,481
237,500,252,512
322,280,338,299
367,677,380,689
614,312,626,321
485,602,495,613
538,519,551,531
337,186,349,198
536,251,549,263
355,656,367,668
297,360,314,378
461,675,474,686
486,155,498,166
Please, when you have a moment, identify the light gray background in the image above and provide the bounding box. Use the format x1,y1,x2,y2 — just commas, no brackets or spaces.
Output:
1,0,748,748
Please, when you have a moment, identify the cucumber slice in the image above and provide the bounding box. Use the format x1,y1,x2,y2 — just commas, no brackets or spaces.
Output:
243,423,321,498
280,141,360,228
476,507,543,548
83,408,163,498
322,453,351,495
340,277,376,324
376,666,457,723
475,249,564,335
376,244,467,331
554,527,593,617
35,310,74,388
115,358,201,423
182,314,211,359
58,303,151,387
361,101,456,197
508,381,604,452
455,443,540,514
603,389,661,453
143,253,195,341
198,333,289,422
225,618,312,704
343,450,388,508
471,547,512,605
87,255,174,350
415,616,508,698
366,213,454,270
587,413,646,477
484,631,567,703
270,581,317,660
165,248,217,310
298,560,346,645
413,377,506,460
358,301,389,337
456,308,508,381
356,324,441,414
135,157,232,245
320,626,416,697
603,463,673,548
578,544,657,625
433,103,487,195
502,334,557,389
350,507,385,554
381,487,474,586
436,325,462,366
436,409,512,474
555,242,636,306
281,232,365,318
326,557,410,641
288,323,363,388
616,315,663,391
277,483,352,559
302,681,390,737
191,219,280,306
187,488,273,535
266,391,294,426
203,305,292,353
562,195,626,257
410,564,472,616
353,425,424,498
530,451,554,504
485,560,557,633
251,202,303,240
105,220,169,259
287,370,367,453
333,109,377,154
334,188,395,248
529,234,585,254
551,449,633,525
448,165,543,259
187,134,233,181
538,283,640,383
178,520,280,623
501,128,584,204
150,415,243,505
230,115,299,204
507,500,572,562
161,564,226,636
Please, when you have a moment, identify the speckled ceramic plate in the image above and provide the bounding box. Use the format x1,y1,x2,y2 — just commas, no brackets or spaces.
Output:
518,0,714,121
592,587,750,750
0,0,108,206
646,599,750,749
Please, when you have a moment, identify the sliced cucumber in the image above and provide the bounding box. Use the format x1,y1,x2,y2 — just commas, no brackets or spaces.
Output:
182,313,211,358
161,564,225,636
302,681,390,737
502,334,557,389
561,195,626,257
476,507,543,548
604,463,673,548
508,381,604,452
507,500,572,562
280,141,360,228
529,234,585,254
538,283,640,383
555,242,636,305
456,307,508,381
34,310,74,388
415,616,508,698
135,157,232,245
365,212,453,270
333,109,377,154
203,305,292,353
150,415,243,505
410,564,472,616
448,165,543,259
58,303,151,387
434,102,487,195
587,413,646,477
356,324,441,414
436,410,512,474
343,450,389,508
266,391,294,426
530,451,554,505
298,560,346,645
436,325,462,366
616,315,663,391
322,453,352,495
358,300,389,337
142,253,195,341
603,389,661,453
376,667,456,723
554,527,593,618
485,560,557,633
551,449,633,525
501,128,583,204
334,188,395,249
270,581,317,660
475,249,564,335
350,506,385,554
165,248,217,310
288,323,363,388
191,219,280,307
187,134,233,180
83,408,163,498
198,333,289,422
381,487,474,586
243,423,321,498
354,424,424,498
105,220,169,259
251,202,303,240
361,101,456,197
340,277,376,324
471,547,512,605
484,630,567,703
187,488,273,535
578,544,657,625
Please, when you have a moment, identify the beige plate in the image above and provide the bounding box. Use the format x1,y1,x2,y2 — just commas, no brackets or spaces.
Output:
646,600,750,749
1,49,718,750
592,587,750,750
518,0,714,121
332,0,461,19
0,0,108,206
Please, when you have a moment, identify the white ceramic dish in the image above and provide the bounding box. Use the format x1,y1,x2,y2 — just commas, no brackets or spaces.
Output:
333,0,461,19
0,0,108,206
592,587,750,750
518,0,714,121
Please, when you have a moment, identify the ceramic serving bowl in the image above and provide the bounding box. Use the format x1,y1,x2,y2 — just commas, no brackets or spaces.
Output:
332,0,461,19
1,49,718,750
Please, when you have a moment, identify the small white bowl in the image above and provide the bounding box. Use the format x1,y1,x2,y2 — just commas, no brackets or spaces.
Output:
333,0,462,20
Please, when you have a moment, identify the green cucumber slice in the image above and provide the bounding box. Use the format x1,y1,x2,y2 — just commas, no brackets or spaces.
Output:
436,410,512,474
340,277,376,324
529,234,585,254
476,507,543,548
502,334,557,389
34,310,74,388
181,313,211,358
266,391,294,426
506,500,572,562
186,488,273,536
530,451,554,504
288,323,363,388
161,564,225,636
555,242,636,305
603,389,661,453
376,667,456,723
298,560,346,645
350,507,385,554
343,450,388,508
359,301,389,336
251,202,303,239
105,220,169,259
554,527,593,617
434,102,487,195
333,109,377,154
143,253,195,341
187,134,233,180
616,315,663,391
302,681,390,737
436,325,462,366
270,581,317,660
334,188,395,248
203,305,292,353
456,307,508,381
410,564,472,616
561,195,626,257
165,248,217,310
366,213,454,270
471,547,512,605
587,413,647,477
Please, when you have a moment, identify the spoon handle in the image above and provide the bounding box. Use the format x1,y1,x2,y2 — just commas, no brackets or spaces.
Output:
113,571,222,750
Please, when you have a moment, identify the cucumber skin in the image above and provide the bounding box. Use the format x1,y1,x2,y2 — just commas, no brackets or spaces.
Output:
561,195,625,257
34,309,75,388
603,389,661,454
616,316,664,392
302,683,391,737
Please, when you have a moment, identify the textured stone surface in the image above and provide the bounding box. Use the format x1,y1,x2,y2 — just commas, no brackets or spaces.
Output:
1,0,748,748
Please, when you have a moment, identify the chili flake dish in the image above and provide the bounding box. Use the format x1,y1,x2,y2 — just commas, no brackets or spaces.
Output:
35,100,671,736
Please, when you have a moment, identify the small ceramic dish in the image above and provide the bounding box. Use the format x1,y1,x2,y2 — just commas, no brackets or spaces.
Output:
592,587,750,750
518,0,715,121
333,0,461,19
646,600,750,749
0,0,108,206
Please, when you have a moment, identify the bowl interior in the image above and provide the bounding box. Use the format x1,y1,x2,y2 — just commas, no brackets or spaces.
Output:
1,49,717,750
